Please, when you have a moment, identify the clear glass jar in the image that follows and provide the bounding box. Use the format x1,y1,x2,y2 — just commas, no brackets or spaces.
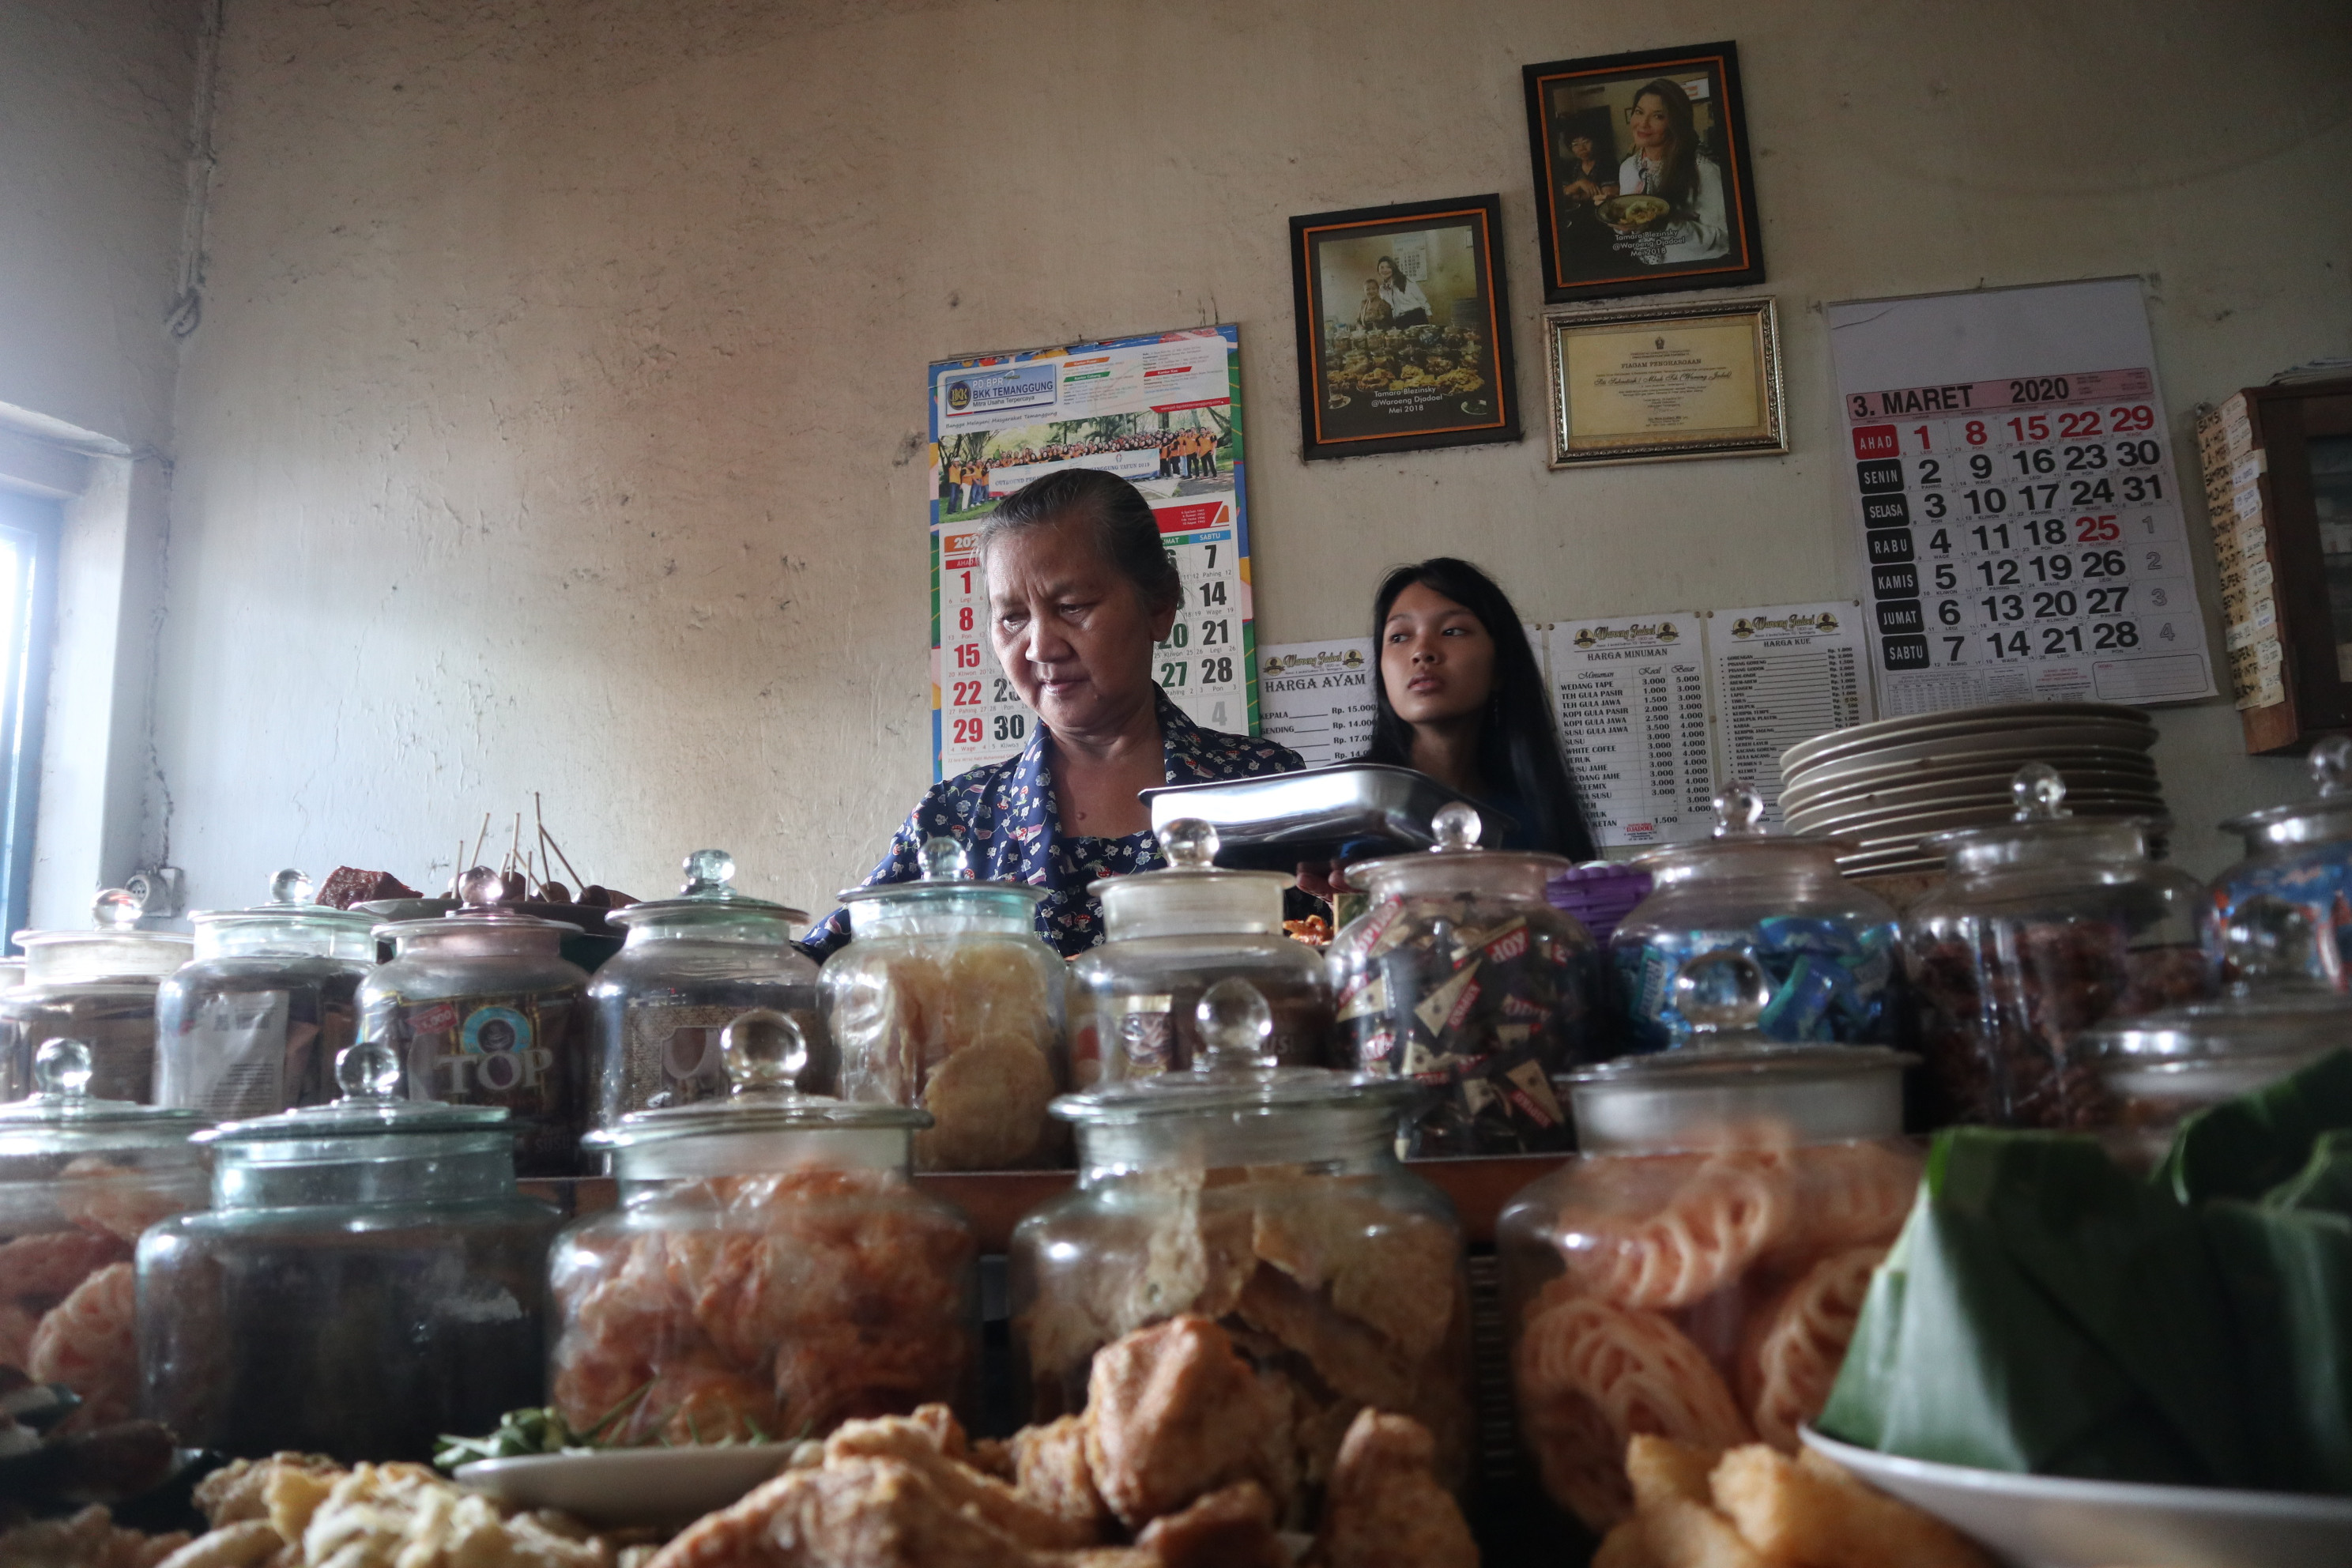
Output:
358,868,591,1177
1498,952,1920,1532
820,839,1068,1171
1,891,192,1106
1069,819,1333,1085
0,1039,207,1428
2212,734,2352,988
1609,785,1902,1053
588,849,822,1131
138,1040,560,1461
1011,980,1472,1518
1325,802,1600,1156
153,870,378,1120
1905,763,2214,1129
551,1010,976,1446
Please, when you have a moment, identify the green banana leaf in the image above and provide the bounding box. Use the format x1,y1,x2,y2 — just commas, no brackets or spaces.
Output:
2204,1201,2352,1494
2262,1127,2352,1218
2158,1049,2352,1204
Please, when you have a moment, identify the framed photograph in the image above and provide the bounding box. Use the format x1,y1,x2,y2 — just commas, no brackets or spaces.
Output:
1543,296,1785,466
1289,194,1520,462
1523,41,1765,303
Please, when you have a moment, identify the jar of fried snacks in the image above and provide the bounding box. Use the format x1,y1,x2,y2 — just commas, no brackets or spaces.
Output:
138,1039,560,1461
588,849,823,1131
0,891,192,1105
1609,784,1900,1051
2212,733,2352,987
1068,819,1333,1084
0,1039,208,1429
820,839,1067,1170
552,1009,976,1445
1498,952,1919,1532
1010,978,1473,1514
1325,801,1600,1155
1905,763,2212,1129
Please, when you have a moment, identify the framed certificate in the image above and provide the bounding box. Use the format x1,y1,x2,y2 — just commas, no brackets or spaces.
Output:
1543,296,1785,467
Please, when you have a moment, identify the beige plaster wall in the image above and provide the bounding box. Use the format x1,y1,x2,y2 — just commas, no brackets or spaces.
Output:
156,0,2352,913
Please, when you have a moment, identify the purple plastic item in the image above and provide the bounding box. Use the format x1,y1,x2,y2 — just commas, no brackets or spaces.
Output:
1547,861,1655,947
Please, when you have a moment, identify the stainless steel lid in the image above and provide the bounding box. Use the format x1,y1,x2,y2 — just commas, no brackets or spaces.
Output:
609,849,810,933
836,838,1049,922
1093,820,1288,940
2220,734,2352,850
2073,897,2352,1065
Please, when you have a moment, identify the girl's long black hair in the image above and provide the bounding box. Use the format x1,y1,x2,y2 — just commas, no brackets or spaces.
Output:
1361,557,1595,861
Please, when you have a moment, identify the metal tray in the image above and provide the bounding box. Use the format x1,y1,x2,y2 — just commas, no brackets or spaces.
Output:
1141,763,1501,869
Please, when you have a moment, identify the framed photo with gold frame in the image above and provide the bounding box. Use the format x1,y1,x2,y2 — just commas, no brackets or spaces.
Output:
1544,296,1785,467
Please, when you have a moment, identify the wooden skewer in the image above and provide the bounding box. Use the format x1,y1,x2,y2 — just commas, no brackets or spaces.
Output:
509,812,523,875
541,824,587,889
471,812,492,869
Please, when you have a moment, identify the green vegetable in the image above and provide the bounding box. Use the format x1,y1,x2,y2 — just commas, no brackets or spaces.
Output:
2158,1049,2352,1204
2206,1200,2352,1493
432,1384,651,1470
2262,1127,2352,1217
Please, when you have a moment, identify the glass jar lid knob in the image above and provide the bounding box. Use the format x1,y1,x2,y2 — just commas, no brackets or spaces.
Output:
720,1008,808,1096
2012,762,2071,821
334,1038,402,1102
269,869,314,906
1159,817,1221,870
458,865,506,909
1673,948,1772,1044
2222,895,2324,989
681,849,737,896
1194,977,1276,1072
1431,801,1483,854
918,837,969,882
33,1038,93,1101
1710,782,1766,839
2312,734,2352,799
92,888,143,929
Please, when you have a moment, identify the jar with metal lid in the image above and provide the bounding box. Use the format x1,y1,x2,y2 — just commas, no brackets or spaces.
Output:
0,891,192,1106
1068,818,1333,1084
2212,733,2352,987
588,849,823,1131
1325,801,1600,1156
358,866,590,1176
0,1039,208,1428
1498,951,1920,1532
551,1009,976,1446
1010,978,1473,1514
1608,783,1902,1053
153,869,377,1121
1905,763,2213,1129
820,839,1067,1171
138,1039,560,1461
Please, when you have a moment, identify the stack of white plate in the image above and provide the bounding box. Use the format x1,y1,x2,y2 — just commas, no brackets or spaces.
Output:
1779,703,2165,878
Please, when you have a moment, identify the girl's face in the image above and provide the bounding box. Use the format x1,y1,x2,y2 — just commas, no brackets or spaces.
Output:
1377,260,1396,282
1630,93,1672,150
1381,581,1496,728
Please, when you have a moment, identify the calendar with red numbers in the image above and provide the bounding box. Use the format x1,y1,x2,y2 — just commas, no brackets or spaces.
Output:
1826,280,2214,715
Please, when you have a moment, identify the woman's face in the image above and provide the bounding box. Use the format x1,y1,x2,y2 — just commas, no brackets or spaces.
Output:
1377,259,1396,283
1630,93,1672,151
1570,135,1594,161
1381,581,1496,728
986,514,1175,738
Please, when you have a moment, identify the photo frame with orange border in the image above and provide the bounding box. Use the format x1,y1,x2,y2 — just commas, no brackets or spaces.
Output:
1288,194,1521,462
1523,41,1766,303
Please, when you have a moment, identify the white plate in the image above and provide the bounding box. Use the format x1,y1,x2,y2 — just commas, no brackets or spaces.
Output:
1781,703,2153,772
1802,1429,2352,1568
1779,767,2163,817
455,1445,798,1526
1785,742,2158,792
1785,793,2164,836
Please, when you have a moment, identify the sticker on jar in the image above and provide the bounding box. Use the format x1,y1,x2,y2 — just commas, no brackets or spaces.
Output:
1109,995,1178,1079
174,989,302,1121
390,993,582,1174
621,1002,741,1114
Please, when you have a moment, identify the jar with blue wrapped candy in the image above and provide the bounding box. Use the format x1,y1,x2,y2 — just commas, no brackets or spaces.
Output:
1607,784,1901,1053
2212,733,2352,988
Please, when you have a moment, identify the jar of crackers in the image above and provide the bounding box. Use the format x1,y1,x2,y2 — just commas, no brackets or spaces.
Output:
0,891,192,1106
588,849,822,1133
1325,801,1600,1156
1010,978,1472,1515
1498,950,1919,1532
1904,763,2211,1129
1068,818,1332,1084
550,1009,976,1446
820,838,1067,1170
2211,733,2352,988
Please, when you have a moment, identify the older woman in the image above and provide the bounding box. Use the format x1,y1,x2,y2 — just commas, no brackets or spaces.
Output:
801,466,1302,959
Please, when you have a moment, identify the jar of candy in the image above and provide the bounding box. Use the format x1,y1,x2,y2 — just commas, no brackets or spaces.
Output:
820,839,1067,1170
551,1010,976,1446
0,891,192,1106
1011,979,1472,1515
153,870,378,1120
2212,734,2352,987
1905,763,2213,1129
1608,784,1901,1053
1498,951,1919,1532
0,1039,207,1428
588,849,822,1132
1068,819,1333,1084
358,867,591,1176
139,1039,559,1461
1325,801,1600,1155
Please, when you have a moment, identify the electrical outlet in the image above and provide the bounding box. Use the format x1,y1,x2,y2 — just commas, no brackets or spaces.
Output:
124,867,185,918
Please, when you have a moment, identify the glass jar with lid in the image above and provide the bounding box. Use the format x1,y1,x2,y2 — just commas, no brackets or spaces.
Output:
1068,818,1333,1084
820,839,1067,1171
0,1038,208,1427
550,1009,976,1446
2211,734,2352,987
1608,783,1902,1053
1325,801,1600,1156
1498,951,1920,1532
1905,763,2213,1129
589,849,823,1132
138,1039,560,1461
1010,979,1473,1515
358,867,590,1176
153,870,378,1121
1,891,192,1106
